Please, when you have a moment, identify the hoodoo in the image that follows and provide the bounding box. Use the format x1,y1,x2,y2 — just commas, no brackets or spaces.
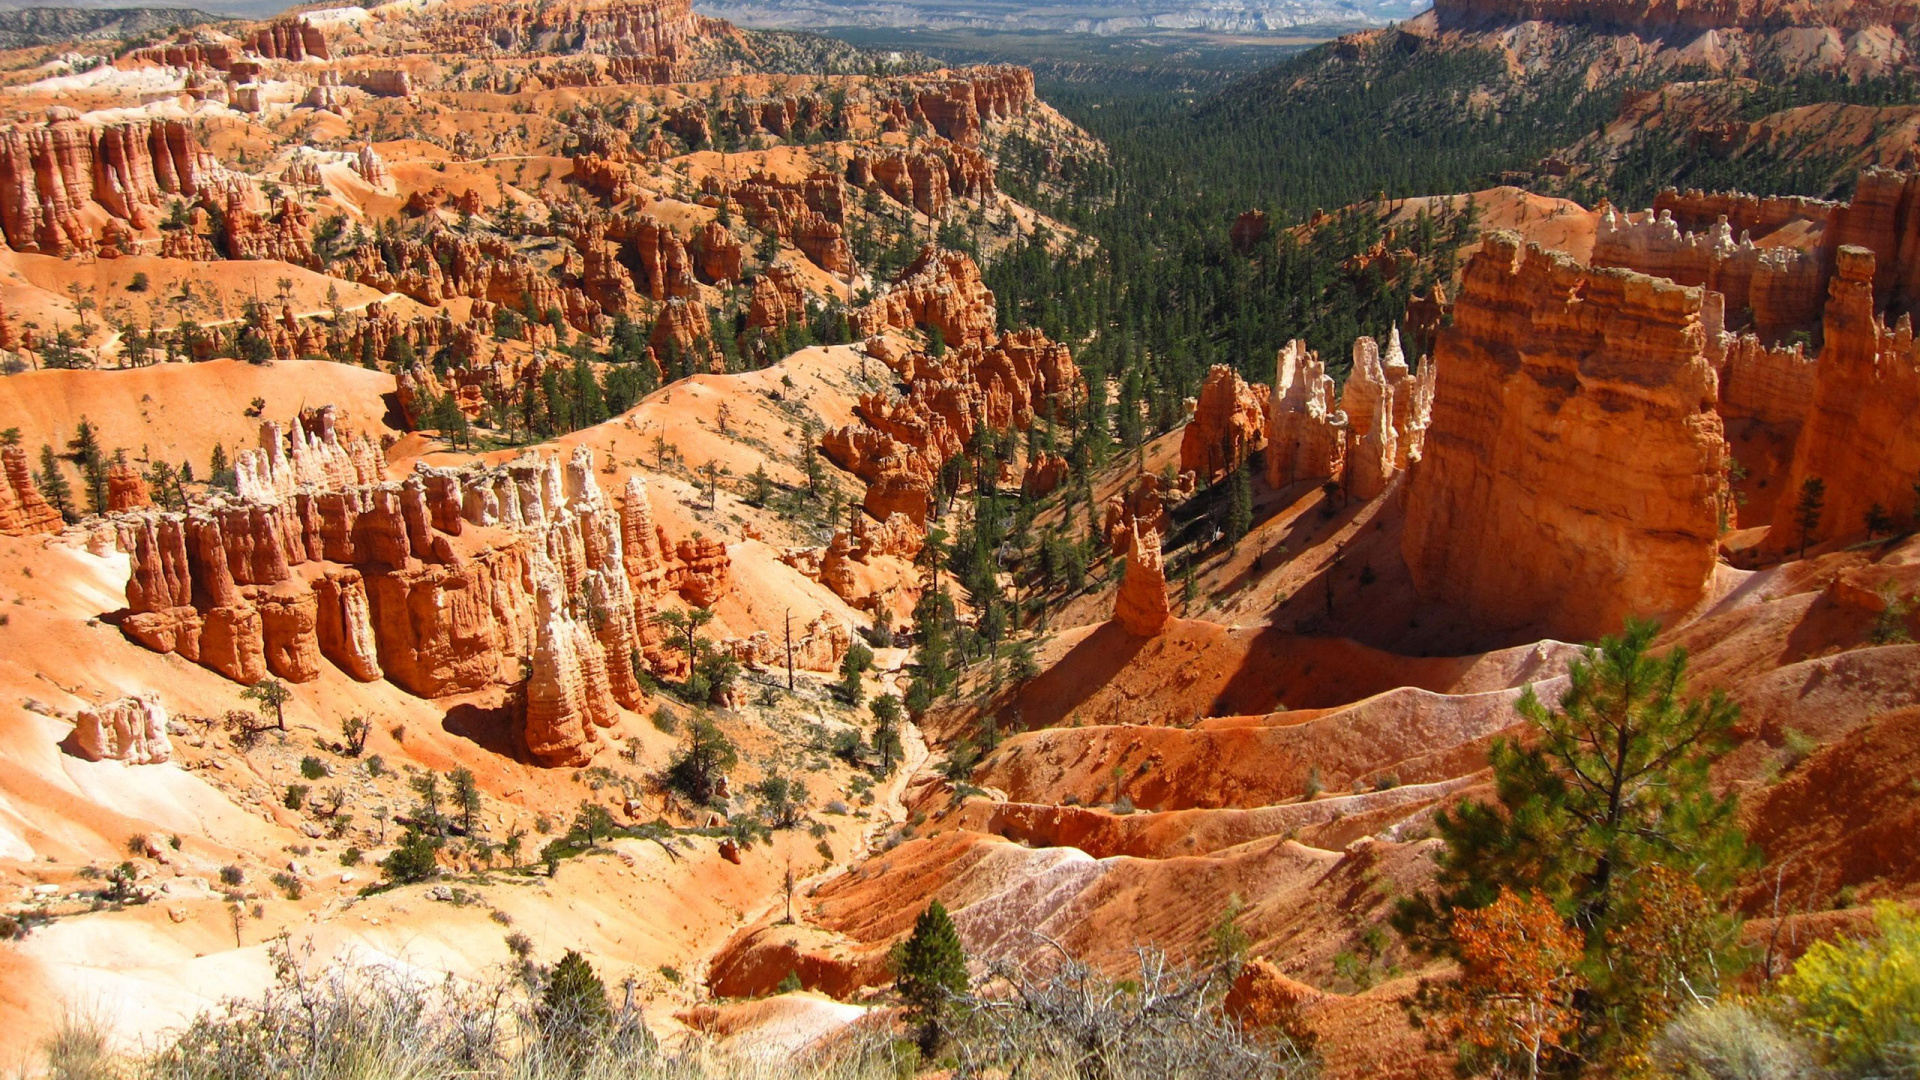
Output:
1402,234,1728,641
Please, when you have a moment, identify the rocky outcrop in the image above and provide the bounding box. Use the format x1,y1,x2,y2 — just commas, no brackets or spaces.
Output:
907,67,1034,145
1112,519,1171,637
354,143,391,189
223,195,318,268
1402,234,1728,640
71,694,170,764
250,17,328,60
1178,365,1267,485
314,568,382,681
724,612,850,673
106,459,150,512
1767,246,1920,551
112,417,675,750
1430,0,1920,32
1101,471,1194,553
0,114,219,255
694,220,743,284
848,139,996,217
1339,330,1431,500
402,0,704,66
852,246,998,347
1230,210,1271,254
1021,452,1069,498
525,577,615,767
671,535,732,606
257,588,321,683
1,444,63,535
1593,207,1824,342
1264,340,1347,489
826,304,1082,526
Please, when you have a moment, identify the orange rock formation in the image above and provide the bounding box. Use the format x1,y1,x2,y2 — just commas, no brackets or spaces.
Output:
1402,234,1728,640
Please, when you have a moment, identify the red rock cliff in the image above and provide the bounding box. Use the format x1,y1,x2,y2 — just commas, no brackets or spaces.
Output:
1431,0,1920,31
1767,246,1920,551
1402,234,1728,641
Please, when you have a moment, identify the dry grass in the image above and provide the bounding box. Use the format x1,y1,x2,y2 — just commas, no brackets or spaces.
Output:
37,938,1311,1080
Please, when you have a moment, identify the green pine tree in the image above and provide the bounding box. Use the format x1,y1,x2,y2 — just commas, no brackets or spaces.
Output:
1226,464,1253,543
36,445,74,522
1794,476,1826,557
540,949,612,1064
1396,619,1752,1067
894,900,969,1044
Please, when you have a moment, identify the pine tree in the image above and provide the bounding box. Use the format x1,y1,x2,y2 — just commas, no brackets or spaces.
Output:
450,767,481,834
895,900,969,1041
870,693,903,773
540,949,612,1063
66,417,101,468
1794,476,1826,557
1397,619,1751,1068
1226,463,1253,543
208,443,235,492
36,445,73,522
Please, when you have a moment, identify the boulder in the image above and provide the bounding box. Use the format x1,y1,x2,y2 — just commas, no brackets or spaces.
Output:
72,694,171,764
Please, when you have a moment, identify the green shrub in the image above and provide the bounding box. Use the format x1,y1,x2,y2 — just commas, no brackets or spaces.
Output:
1782,902,1920,1076
299,756,327,780
379,829,441,886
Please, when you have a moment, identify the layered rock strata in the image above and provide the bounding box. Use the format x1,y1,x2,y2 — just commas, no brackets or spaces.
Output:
1402,234,1728,640
0,444,63,536
1112,520,1171,637
1178,365,1267,486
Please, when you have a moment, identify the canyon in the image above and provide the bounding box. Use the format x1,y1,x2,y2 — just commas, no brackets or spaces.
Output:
0,0,1916,1074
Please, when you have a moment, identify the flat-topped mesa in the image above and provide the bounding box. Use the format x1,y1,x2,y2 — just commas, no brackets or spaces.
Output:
1431,0,1920,31
1402,233,1728,642
1179,365,1268,486
1766,246,1920,552
0,115,222,255
0,444,63,536
1112,519,1172,637
1593,207,1825,341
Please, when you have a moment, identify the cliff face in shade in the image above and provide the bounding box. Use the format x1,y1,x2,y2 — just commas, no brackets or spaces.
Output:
1112,519,1172,637
1767,246,1920,551
1402,233,1728,641
1178,365,1268,486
